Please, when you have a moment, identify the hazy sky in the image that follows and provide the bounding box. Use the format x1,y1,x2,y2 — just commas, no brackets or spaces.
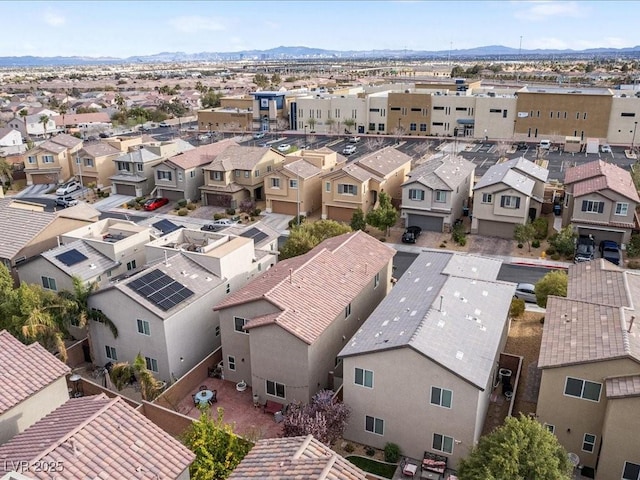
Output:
1,1,638,57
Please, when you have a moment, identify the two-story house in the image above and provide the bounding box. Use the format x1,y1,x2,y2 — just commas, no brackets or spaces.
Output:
536,259,640,479
264,148,344,216
562,160,640,245
7,113,57,138
74,142,121,189
88,227,278,381
321,147,412,222
200,145,285,208
154,139,237,202
0,127,25,156
471,157,549,238
23,134,83,185
214,231,395,405
401,154,475,232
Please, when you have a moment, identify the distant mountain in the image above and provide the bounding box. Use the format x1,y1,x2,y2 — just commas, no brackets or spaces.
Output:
2,44,640,67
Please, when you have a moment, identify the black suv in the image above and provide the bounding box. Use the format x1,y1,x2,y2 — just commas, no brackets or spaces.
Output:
402,226,422,244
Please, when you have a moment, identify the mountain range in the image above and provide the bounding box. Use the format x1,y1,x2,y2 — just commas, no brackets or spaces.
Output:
2,44,640,67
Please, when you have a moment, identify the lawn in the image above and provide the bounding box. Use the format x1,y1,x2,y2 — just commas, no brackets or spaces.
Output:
346,455,396,479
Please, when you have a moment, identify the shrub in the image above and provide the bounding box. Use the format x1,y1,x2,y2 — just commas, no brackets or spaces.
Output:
344,443,355,454
628,259,640,269
379,237,386,242
213,213,225,220
126,200,136,208
102,192,109,198
384,443,401,463
187,202,197,210
517,243,524,249
365,446,376,457
238,199,255,214
288,215,306,229
134,204,141,210
550,253,561,260
440,243,446,248
226,208,236,216
532,239,541,248
251,208,262,216
457,236,467,247
177,199,187,208
135,196,146,204
452,224,466,246
178,208,188,216
532,217,548,240
545,245,556,255
510,298,525,318
627,234,640,258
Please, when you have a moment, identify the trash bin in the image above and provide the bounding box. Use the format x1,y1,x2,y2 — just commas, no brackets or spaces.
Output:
553,204,562,216
463,207,469,217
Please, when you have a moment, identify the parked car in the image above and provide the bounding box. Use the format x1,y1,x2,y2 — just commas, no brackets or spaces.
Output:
277,144,291,153
343,144,357,155
574,235,596,263
599,240,621,265
253,132,266,139
159,122,170,127
601,144,612,153
198,134,209,141
516,142,528,151
210,219,238,227
99,132,111,138
514,283,537,303
55,195,79,208
55,181,81,196
143,197,170,211
538,139,551,150
349,136,361,143
401,226,422,244
200,224,224,232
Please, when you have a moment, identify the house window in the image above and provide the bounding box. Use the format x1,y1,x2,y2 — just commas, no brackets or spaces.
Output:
435,190,446,203
190,170,195,178
615,202,629,216
581,200,604,213
410,123,417,131
271,177,280,189
408,189,425,201
430,386,453,408
145,357,158,372
338,184,357,195
136,163,143,172
27,156,36,164
254,169,260,177
433,433,454,454
41,276,57,291
215,325,220,337
355,368,374,388
482,193,493,204
42,155,54,164
235,170,240,177
374,272,380,288
244,171,250,178
228,355,236,371
544,423,555,434
266,380,286,398
226,283,230,294
126,260,136,271
84,158,94,168
178,172,183,181
105,346,117,361
211,171,222,181
582,433,596,453
345,303,352,318
289,179,298,189
564,377,602,402
623,462,640,480
117,162,131,172
378,123,385,131
369,122,376,131
500,195,520,209
325,182,331,192
365,415,384,435
137,319,150,336
157,171,172,181
234,316,248,334
420,123,427,132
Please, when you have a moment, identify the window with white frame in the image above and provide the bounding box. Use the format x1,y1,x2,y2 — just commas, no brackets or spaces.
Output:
136,163,143,172
408,188,425,201
27,156,36,164
432,433,454,454
482,193,493,204
345,303,352,318
325,182,331,192
355,368,373,388
582,433,596,453
145,356,158,372
430,386,453,408
581,200,604,213
266,379,285,398
178,172,183,181
338,184,357,195
117,161,131,172
564,377,602,402
137,319,150,336
105,345,117,361
623,462,640,480
615,202,629,216
235,170,240,177
289,179,298,189
234,316,248,334
435,190,447,203
271,177,280,189
41,276,57,291
84,158,94,168
228,355,236,371
544,423,555,434
126,260,136,271
365,415,384,435
157,171,172,181
244,171,250,178
211,171,222,181
500,195,520,209
254,169,260,177
42,155,54,164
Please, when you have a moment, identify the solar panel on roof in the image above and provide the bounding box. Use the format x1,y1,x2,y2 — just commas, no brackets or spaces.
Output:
126,269,194,312
152,219,183,235
55,249,88,267
240,227,268,244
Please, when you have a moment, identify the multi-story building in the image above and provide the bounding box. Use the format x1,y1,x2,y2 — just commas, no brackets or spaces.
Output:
23,133,83,185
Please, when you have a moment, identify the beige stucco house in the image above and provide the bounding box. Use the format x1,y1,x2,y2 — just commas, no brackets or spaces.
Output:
214,231,395,405
562,160,640,245
23,133,83,185
471,157,549,238
401,154,475,232
339,251,515,470
74,142,121,189
321,146,411,222
536,259,640,479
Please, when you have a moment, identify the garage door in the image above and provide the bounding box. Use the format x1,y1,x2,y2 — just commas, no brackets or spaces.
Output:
272,200,298,215
578,227,624,246
407,214,443,232
477,220,516,239
31,174,54,185
206,192,231,207
327,206,354,223
158,189,184,201
115,184,136,196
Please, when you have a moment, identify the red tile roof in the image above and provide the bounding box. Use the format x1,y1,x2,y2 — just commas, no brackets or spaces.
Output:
228,434,367,480
167,138,237,169
0,330,70,415
0,395,195,479
215,231,395,344
565,160,640,202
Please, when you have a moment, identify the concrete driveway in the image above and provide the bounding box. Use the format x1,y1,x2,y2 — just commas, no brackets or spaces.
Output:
467,234,514,257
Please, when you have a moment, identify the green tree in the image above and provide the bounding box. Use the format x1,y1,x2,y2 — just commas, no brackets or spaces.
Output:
280,220,352,259
270,73,281,86
343,118,355,134
458,414,572,480
549,225,576,257
306,117,317,132
535,269,568,308
0,157,14,187
514,222,536,252
202,91,222,109
39,115,50,138
109,353,162,401
253,73,269,89
18,108,28,131
182,407,253,480
350,208,367,231
365,192,398,236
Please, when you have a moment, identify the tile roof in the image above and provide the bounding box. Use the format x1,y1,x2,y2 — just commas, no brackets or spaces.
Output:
215,231,395,345
80,142,121,157
205,145,271,171
324,162,382,183
567,259,628,307
473,156,547,195
166,138,237,169
228,434,367,480
605,375,640,398
356,146,411,176
564,160,640,203
36,140,67,154
403,154,475,191
48,133,82,149
0,330,70,415
281,158,322,179
339,251,515,389
0,199,57,260
53,112,110,126
41,240,119,281
113,147,161,165
0,395,194,479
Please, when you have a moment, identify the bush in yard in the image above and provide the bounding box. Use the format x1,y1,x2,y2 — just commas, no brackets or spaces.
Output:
532,239,541,248
238,199,255,214
288,215,306,229
384,442,401,463
535,269,568,308
187,202,197,210
548,225,576,257
226,208,236,216
517,243,523,249
344,443,355,453
627,234,640,257
510,298,525,318
178,208,188,216
135,196,146,205
126,200,136,208
213,213,225,220
452,223,466,246
365,446,376,457
545,245,556,255
532,217,548,240
177,199,187,208
251,208,261,216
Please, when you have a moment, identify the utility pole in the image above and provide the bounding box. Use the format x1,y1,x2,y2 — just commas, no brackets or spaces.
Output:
76,152,84,199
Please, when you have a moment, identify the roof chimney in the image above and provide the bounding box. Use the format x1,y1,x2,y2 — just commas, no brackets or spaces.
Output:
629,316,635,333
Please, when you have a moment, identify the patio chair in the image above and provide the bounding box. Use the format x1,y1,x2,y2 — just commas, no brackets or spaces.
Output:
199,385,207,391
400,458,417,478
192,394,197,406
211,389,217,403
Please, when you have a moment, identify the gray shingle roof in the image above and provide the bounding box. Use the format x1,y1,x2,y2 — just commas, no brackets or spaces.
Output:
339,251,515,389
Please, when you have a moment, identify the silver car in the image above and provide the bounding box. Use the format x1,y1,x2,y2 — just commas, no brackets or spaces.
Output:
514,283,537,303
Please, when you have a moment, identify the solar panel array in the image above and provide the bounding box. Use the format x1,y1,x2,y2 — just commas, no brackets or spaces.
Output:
55,249,88,266
152,219,183,235
127,269,194,311
240,227,268,244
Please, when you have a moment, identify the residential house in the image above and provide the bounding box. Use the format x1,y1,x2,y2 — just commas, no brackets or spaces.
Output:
74,142,121,189
214,231,395,404
228,434,367,480
536,259,640,479
0,394,194,479
338,251,515,469
22,133,83,185
471,157,549,238
88,227,278,381
321,146,412,222
0,330,70,445
200,145,285,208
154,139,238,202
7,113,57,138
53,111,111,132
401,154,476,232
562,160,640,245
0,127,24,156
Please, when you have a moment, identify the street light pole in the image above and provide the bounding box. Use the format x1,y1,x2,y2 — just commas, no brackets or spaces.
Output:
76,152,84,199
304,125,307,147
296,165,300,226
633,121,638,152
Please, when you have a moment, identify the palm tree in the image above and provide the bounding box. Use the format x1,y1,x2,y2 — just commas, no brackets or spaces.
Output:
325,117,335,134
58,103,68,133
18,108,28,135
39,115,50,138
0,157,14,188
343,118,355,134
109,353,162,400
